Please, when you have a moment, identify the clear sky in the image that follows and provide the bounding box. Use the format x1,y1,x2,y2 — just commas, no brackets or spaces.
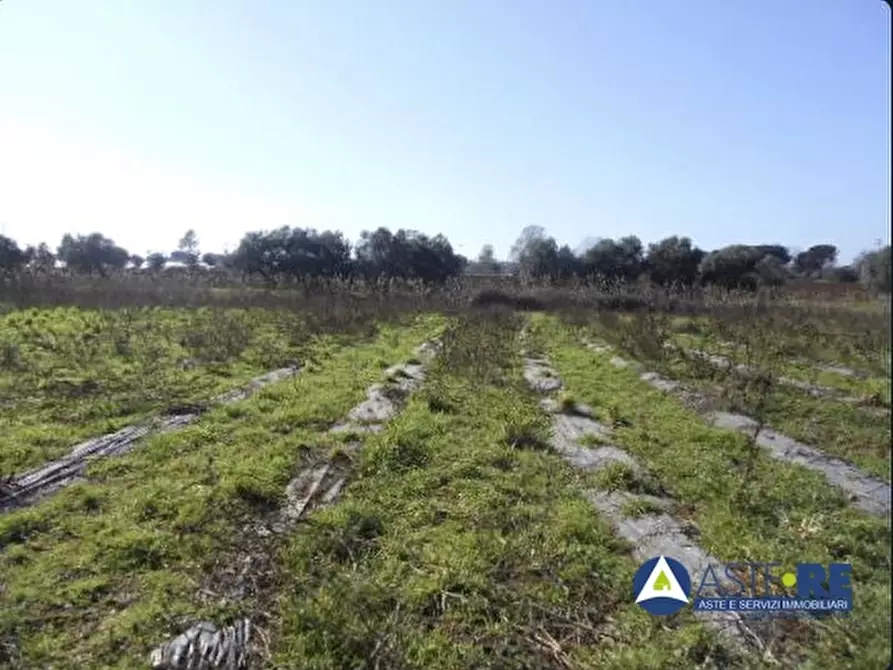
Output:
0,0,889,263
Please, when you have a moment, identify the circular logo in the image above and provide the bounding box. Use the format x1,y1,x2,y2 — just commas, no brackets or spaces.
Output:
633,555,692,615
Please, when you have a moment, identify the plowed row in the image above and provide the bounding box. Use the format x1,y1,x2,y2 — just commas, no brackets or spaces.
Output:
0,309,888,669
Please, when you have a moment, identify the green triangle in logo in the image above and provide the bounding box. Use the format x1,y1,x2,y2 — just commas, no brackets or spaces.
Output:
654,570,672,591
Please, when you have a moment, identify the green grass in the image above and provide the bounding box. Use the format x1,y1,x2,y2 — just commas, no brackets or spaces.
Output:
735,387,890,482
270,312,738,669
620,498,667,518
0,306,336,475
590,462,642,493
667,331,891,406
666,312,890,382
592,314,890,482
655,355,891,483
532,314,891,669
2,298,889,669
578,433,612,447
780,361,890,404
0,314,445,668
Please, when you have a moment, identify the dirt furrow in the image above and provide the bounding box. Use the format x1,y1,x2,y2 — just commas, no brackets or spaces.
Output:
813,362,867,378
148,339,441,670
0,366,300,512
708,341,876,380
587,341,891,517
667,345,866,403
520,337,770,661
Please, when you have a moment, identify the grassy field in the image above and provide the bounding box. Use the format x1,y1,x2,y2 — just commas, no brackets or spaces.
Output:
0,306,333,475
527,314,890,668
270,313,733,669
580,308,891,482
0,312,445,667
0,287,889,669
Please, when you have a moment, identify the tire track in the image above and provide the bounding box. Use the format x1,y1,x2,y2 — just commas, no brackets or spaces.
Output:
148,339,441,670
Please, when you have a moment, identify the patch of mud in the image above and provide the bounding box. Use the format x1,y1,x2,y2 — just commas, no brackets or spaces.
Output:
521,349,767,659
0,367,301,513
148,340,440,670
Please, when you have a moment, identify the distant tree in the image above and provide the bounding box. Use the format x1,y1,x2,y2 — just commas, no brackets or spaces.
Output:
645,236,706,287
574,237,600,256
753,254,788,287
352,227,462,283
698,245,768,290
555,244,582,280
353,227,397,280
24,242,55,273
201,252,225,267
0,235,28,275
518,236,560,280
290,228,353,278
794,244,838,278
826,265,860,284
476,244,501,274
508,226,586,280
146,252,167,272
579,239,611,279
755,245,792,266
56,233,129,277
232,226,355,282
230,231,277,280
580,236,645,283
509,225,549,262
395,230,464,283
129,254,145,270
856,245,892,294
177,229,200,269
477,244,495,264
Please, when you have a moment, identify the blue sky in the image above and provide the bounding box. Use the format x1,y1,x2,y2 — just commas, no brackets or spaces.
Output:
0,1,889,263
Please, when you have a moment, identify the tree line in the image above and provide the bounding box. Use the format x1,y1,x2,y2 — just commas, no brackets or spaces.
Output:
0,224,889,294
0,227,465,286
499,226,889,293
